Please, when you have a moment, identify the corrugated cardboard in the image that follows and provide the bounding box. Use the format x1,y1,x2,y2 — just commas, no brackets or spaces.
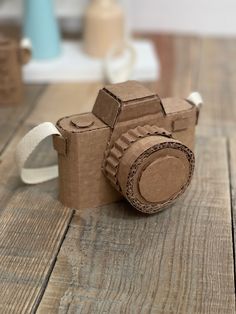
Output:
0,37,30,106
54,113,122,210
53,81,199,214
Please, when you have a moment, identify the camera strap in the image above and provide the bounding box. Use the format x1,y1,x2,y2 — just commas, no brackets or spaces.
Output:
187,92,203,109
16,122,61,184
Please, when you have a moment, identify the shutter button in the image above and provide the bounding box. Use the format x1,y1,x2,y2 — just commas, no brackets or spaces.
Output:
71,116,95,128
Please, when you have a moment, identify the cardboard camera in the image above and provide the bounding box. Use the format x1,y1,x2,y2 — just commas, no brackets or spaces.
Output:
53,81,201,214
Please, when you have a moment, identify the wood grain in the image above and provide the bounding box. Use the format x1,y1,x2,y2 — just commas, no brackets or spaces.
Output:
0,89,76,312
171,36,201,97
0,33,235,313
229,137,236,270
0,84,44,154
37,137,235,314
28,82,103,125
0,77,112,312
0,191,73,313
196,38,236,137
140,35,201,98
138,34,176,97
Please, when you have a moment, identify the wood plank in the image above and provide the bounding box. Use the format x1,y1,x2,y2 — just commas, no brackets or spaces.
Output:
140,35,201,98
196,38,236,137
229,137,236,275
171,36,201,97
0,84,45,154
28,82,103,125
0,131,74,312
0,81,105,312
0,84,104,311
138,34,176,97
37,137,235,314
0,191,73,313
147,36,236,137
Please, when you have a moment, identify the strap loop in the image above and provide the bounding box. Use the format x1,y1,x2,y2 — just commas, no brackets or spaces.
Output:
187,92,203,109
16,122,61,184
187,92,203,123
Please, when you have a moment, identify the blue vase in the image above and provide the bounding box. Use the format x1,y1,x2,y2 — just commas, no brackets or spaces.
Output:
23,0,61,60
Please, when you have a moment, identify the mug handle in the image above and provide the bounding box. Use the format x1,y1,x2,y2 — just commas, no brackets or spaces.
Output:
187,92,203,123
104,40,137,84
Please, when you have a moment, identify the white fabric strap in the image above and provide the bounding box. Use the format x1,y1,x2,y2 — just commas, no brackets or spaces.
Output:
16,122,61,184
187,92,203,108
20,38,32,51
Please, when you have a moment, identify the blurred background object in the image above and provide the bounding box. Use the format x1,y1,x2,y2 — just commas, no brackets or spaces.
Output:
104,40,136,84
0,0,234,95
84,0,124,58
0,0,235,36
23,0,61,60
0,35,31,106
0,0,159,84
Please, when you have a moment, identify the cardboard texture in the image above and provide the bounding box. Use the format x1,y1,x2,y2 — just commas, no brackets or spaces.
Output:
84,0,124,58
53,81,199,214
0,37,30,106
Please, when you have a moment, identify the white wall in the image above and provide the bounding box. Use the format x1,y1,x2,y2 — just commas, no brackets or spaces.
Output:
1,0,236,36
129,0,236,36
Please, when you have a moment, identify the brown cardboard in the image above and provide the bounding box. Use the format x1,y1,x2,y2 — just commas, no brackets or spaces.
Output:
0,36,31,106
115,136,194,214
172,118,190,132
53,81,200,214
54,113,121,210
92,89,120,127
104,80,157,101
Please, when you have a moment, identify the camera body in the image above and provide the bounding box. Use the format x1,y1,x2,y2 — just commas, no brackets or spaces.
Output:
53,81,199,214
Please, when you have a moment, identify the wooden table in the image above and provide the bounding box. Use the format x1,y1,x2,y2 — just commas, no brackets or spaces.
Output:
0,33,236,313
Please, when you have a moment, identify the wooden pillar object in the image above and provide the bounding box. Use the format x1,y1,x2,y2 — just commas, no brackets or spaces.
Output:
0,37,31,106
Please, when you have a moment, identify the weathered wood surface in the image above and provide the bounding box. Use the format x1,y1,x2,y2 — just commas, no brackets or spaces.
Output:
229,137,236,260
0,33,235,313
0,85,44,154
0,95,74,312
0,80,108,313
196,39,236,137
28,82,103,125
37,137,235,314
37,36,236,313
